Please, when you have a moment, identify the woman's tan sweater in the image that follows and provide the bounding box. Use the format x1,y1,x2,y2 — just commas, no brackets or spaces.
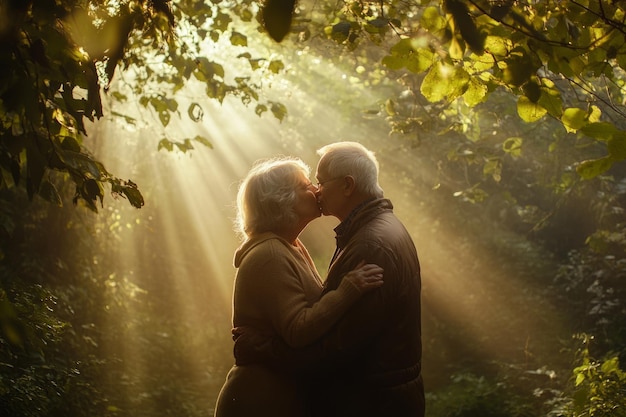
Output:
232,232,361,348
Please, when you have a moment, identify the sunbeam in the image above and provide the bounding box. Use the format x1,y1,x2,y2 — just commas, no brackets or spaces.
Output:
82,33,570,412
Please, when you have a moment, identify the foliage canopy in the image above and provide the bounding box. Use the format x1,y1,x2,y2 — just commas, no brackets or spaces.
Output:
1,0,626,210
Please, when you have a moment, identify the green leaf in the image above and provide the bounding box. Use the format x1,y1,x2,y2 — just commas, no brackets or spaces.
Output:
193,135,213,149
248,58,264,70
383,39,434,73
537,83,563,118
255,104,268,116
561,107,587,132
445,0,485,54
588,105,602,123
503,137,523,158
483,158,502,182
111,179,144,208
121,184,144,208
67,152,106,179
268,60,285,74
484,36,512,57
502,52,535,87
262,0,296,42
389,38,414,55
463,78,488,107
206,79,229,103
406,48,435,73
469,51,495,72
381,55,405,70
577,157,613,179
421,62,470,103
213,11,232,32
158,110,170,127
149,97,167,113
195,58,225,80
575,372,585,386
270,102,287,121
608,132,626,161
420,6,446,32
517,96,547,122
84,178,103,206
164,97,178,112
365,18,388,34
158,139,174,152
385,99,396,116
230,31,248,46
175,139,194,152
600,357,620,375
111,91,127,102
580,122,618,141
523,80,541,103
330,22,351,43
39,180,62,207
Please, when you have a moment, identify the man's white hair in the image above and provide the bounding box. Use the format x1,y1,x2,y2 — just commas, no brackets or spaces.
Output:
317,141,383,197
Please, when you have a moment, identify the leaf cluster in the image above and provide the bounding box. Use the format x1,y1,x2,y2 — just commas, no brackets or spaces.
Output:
0,0,289,211
562,334,626,417
274,0,626,181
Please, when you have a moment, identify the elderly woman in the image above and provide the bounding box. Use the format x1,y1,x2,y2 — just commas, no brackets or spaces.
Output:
214,157,383,417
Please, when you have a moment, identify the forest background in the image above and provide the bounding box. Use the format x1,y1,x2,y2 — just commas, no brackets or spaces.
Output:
1,0,625,416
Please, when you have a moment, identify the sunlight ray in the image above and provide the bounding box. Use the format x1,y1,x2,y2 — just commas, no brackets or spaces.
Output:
83,35,571,407
377,147,567,382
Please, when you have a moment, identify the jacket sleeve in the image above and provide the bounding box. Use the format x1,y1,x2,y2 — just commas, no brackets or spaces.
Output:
242,241,364,348
317,242,394,351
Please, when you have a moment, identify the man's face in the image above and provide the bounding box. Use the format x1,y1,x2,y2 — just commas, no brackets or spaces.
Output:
315,159,344,218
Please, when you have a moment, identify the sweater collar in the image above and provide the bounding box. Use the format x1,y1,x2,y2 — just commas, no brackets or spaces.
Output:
234,232,301,267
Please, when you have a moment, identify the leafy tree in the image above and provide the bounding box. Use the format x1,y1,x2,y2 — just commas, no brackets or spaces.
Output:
269,0,626,180
0,177,231,417
554,334,626,417
3,0,626,212
0,0,286,212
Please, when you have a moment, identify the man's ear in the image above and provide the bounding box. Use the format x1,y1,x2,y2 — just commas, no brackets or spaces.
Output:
343,175,356,196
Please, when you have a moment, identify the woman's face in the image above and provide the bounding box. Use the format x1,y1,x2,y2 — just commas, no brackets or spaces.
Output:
292,171,322,225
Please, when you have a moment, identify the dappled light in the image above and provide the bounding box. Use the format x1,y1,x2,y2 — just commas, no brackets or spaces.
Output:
2,1,626,416
87,96,292,408
79,48,574,411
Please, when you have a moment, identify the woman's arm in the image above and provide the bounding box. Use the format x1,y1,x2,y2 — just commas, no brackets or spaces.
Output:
239,240,382,348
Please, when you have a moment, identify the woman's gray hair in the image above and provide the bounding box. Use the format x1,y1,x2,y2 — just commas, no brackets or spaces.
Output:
317,141,383,197
235,157,310,239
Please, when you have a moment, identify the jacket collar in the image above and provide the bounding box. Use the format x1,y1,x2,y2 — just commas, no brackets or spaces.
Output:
333,198,393,249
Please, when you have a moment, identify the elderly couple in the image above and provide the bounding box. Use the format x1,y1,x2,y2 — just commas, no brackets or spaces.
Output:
215,142,424,417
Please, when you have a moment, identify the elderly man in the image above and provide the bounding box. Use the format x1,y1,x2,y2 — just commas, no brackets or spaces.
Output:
234,142,424,417
310,141,424,416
